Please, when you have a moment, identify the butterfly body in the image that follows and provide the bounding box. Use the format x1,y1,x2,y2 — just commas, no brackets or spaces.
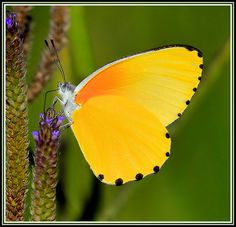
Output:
58,44,203,186
58,82,78,120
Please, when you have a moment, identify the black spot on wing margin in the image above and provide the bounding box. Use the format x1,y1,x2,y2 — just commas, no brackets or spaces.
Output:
115,178,123,186
153,166,160,173
135,173,143,181
98,174,104,181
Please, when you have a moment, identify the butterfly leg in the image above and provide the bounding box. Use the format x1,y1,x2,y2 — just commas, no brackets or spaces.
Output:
57,109,65,117
51,96,64,108
59,120,73,131
50,96,67,118
49,96,75,131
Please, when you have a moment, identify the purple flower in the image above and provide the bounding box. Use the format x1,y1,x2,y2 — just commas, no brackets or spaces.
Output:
6,17,12,28
32,131,39,142
32,108,65,220
39,113,44,119
6,12,16,29
45,117,53,126
55,116,65,128
32,108,64,143
58,115,65,122
51,130,60,140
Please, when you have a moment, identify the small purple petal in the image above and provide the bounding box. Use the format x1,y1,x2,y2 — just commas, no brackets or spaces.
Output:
58,116,65,121
32,131,39,141
40,121,45,126
6,13,16,29
55,116,65,127
6,17,12,28
52,130,60,140
39,113,44,119
45,117,53,126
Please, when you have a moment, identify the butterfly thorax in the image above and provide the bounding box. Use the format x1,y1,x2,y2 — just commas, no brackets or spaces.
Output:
58,82,79,120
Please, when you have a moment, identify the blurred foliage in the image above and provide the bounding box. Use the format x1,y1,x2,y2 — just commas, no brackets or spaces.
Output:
9,5,231,221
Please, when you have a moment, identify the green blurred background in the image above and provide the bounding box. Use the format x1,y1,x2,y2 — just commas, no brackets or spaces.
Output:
11,5,231,221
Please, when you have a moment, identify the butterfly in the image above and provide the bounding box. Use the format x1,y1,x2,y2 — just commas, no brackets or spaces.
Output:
56,44,203,186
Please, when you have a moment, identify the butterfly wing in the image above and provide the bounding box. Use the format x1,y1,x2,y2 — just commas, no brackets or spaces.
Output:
74,45,203,126
71,95,171,185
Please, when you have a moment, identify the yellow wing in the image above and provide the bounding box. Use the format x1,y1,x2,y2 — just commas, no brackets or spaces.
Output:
74,45,203,126
71,95,171,185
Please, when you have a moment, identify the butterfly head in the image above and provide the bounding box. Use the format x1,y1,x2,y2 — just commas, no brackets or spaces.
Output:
58,82,76,106
57,82,78,120
58,82,75,95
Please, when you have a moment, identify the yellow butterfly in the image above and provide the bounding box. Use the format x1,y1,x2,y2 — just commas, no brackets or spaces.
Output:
57,44,203,186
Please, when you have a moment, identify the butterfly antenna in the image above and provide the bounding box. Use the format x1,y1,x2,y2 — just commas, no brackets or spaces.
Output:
50,40,66,83
43,88,59,114
44,39,66,83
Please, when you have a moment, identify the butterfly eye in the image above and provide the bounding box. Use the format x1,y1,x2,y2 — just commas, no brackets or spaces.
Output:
62,84,66,92
58,82,67,93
